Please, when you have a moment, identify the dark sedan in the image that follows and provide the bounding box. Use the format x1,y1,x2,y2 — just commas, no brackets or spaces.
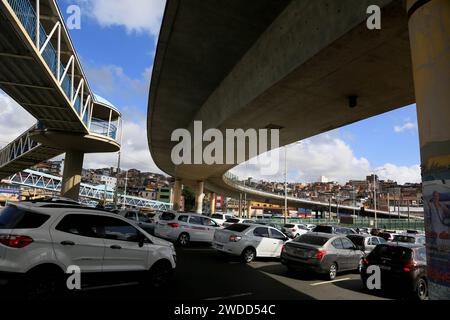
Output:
281,233,364,280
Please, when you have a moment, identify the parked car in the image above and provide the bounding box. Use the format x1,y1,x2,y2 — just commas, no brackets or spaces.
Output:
378,231,396,241
154,213,220,246
361,243,428,300
282,223,309,238
281,233,364,280
254,221,285,233
119,209,155,234
392,233,426,245
222,217,244,227
370,228,383,236
212,224,289,263
311,225,357,235
0,201,177,299
210,213,234,226
346,234,387,255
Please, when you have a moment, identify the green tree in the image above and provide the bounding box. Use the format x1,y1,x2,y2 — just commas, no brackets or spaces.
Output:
182,187,195,212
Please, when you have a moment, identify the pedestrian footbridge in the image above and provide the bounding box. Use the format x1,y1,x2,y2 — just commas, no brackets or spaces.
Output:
0,0,121,199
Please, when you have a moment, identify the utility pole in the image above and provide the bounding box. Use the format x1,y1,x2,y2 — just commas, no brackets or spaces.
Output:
373,174,378,229
284,146,288,225
387,192,390,219
328,197,332,221
122,170,128,209
113,150,121,208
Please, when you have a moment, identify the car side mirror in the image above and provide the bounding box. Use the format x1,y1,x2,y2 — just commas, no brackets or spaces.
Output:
138,234,146,247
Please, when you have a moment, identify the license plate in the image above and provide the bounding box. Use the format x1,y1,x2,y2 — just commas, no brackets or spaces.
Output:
380,265,391,271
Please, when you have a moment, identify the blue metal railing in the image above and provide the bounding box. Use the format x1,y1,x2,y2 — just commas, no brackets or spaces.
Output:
90,118,117,140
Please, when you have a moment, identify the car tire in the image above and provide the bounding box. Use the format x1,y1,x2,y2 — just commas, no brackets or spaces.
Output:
148,260,173,289
356,258,364,274
327,263,338,280
241,247,256,263
24,273,63,301
415,278,429,301
177,233,190,247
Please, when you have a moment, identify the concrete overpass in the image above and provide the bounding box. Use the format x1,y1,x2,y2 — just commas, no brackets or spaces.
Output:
148,0,449,298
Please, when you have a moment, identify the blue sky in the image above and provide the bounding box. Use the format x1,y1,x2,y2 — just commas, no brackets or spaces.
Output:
0,0,421,184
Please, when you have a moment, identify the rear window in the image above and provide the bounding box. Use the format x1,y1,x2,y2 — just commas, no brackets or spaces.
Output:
284,224,295,228
226,218,240,223
211,214,223,219
159,212,176,221
312,225,333,233
393,235,416,243
371,245,413,261
225,224,250,232
0,206,49,229
295,234,329,246
347,235,364,246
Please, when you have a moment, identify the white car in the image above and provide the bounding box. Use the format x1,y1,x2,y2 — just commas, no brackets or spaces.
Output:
222,217,245,227
154,213,221,246
210,213,234,226
212,223,289,263
282,223,309,238
0,200,176,299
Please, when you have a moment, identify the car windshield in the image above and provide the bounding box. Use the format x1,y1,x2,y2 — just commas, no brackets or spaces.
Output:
226,218,240,223
211,214,223,219
0,206,49,229
312,225,333,233
372,245,413,261
347,235,364,246
160,212,176,221
393,235,416,243
225,224,250,232
284,224,295,228
294,234,329,246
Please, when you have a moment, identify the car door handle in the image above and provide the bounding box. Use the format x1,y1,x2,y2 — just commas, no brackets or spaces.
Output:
60,241,75,246
110,245,122,249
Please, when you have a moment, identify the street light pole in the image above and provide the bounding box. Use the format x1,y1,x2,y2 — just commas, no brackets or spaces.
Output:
122,170,128,209
284,146,288,225
373,174,378,229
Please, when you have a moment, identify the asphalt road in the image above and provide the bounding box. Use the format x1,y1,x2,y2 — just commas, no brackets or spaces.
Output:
69,244,397,301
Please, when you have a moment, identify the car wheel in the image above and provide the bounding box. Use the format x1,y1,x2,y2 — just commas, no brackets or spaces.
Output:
328,263,338,280
415,278,429,300
241,247,256,263
177,233,190,247
148,261,173,289
24,274,61,301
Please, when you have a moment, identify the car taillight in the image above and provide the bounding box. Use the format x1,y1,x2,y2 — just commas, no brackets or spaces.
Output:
315,250,327,260
281,245,286,253
403,262,417,272
363,257,369,266
229,235,242,242
167,223,180,228
0,235,34,248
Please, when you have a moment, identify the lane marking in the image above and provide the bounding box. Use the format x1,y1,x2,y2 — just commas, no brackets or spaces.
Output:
80,281,140,291
204,292,253,300
310,278,351,286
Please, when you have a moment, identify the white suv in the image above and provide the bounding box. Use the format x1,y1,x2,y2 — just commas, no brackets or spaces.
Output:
213,223,289,263
0,200,176,298
154,212,221,246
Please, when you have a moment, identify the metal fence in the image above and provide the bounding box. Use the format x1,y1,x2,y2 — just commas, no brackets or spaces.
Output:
264,217,425,231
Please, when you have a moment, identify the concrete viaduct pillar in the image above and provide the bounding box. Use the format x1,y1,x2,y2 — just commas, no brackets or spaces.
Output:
407,0,450,300
194,180,205,214
172,179,183,211
60,151,84,201
210,193,216,214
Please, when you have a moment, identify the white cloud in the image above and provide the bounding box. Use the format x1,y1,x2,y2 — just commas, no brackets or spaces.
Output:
83,114,164,174
394,121,417,133
231,133,421,185
85,64,151,99
0,92,36,148
79,0,166,36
